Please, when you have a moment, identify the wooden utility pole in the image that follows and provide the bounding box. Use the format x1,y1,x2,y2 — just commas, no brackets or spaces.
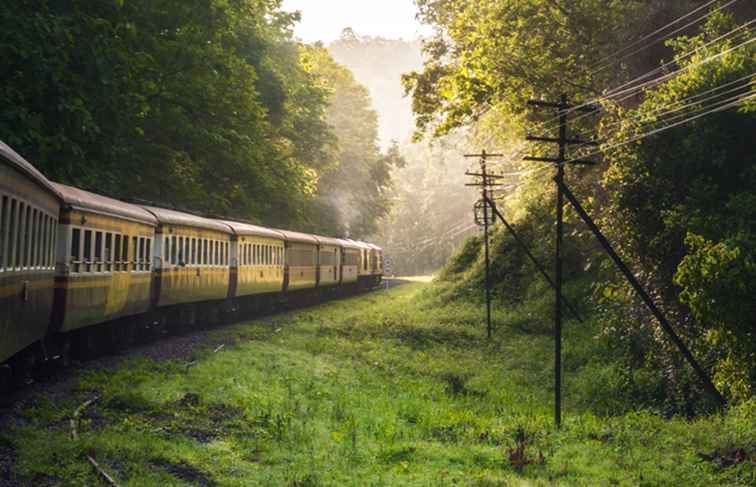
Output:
465,150,503,339
525,94,597,427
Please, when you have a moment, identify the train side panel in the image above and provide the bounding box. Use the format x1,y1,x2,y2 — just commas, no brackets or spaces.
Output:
0,164,59,363
318,244,340,287
52,190,156,334
153,226,231,306
286,242,317,290
235,236,284,296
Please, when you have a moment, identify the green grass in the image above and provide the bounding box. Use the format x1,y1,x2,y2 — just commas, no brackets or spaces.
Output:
5,281,755,486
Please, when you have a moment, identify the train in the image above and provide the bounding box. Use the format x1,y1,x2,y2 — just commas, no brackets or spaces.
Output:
0,140,383,392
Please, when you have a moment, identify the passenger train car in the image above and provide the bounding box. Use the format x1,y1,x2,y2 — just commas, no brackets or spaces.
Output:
0,141,383,391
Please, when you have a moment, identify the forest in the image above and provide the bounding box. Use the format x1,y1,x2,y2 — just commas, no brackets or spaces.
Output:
404,0,755,410
0,0,399,238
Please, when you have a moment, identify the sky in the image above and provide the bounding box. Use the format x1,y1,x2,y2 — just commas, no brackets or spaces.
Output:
280,0,432,43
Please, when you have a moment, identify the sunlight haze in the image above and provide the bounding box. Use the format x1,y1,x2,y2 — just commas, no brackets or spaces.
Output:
281,0,431,42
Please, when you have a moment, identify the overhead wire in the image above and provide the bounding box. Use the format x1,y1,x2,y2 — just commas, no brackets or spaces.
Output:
528,18,755,137
586,0,722,71
564,90,756,165
588,0,742,76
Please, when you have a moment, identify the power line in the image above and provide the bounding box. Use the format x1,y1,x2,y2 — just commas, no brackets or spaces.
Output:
587,0,723,71
567,73,755,151
533,23,755,136
589,0,743,76
565,91,756,165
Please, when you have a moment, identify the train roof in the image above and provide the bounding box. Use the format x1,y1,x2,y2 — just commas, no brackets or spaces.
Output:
336,238,361,250
141,205,232,233
367,243,383,251
0,141,61,198
277,229,318,245
222,221,284,240
314,235,344,247
53,183,157,225
347,239,371,250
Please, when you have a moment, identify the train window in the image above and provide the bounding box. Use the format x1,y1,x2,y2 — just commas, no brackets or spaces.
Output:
49,216,55,269
183,237,189,266
0,195,5,270
113,234,122,271
82,230,92,272
23,205,31,269
35,210,42,268
139,237,146,271
122,234,129,272
45,217,51,268
145,238,152,271
39,213,46,268
131,236,138,271
29,209,37,268
71,228,81,273
38,212,45,268
17,203,25,269
190,238,196,265
214,241,219,266
178,236,184,265
171,236,177,265
104,233,112,272
224,242,228,265
95,231,103,272
8,199,17,270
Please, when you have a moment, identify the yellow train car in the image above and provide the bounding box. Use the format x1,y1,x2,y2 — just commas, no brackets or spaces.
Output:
368,243,384,276
315,236,342,287
143,206,233,307
338,239,360,284
279,230,318,291
1,142,60,370
224,221,285,297
51,184,157,334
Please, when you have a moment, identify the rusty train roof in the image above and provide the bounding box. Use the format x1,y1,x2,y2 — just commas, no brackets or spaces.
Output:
221,221,284,240
140,205,233,234
1,141,62,198
53,183,157,225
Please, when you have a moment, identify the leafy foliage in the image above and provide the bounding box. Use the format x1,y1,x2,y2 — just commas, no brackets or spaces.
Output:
602,13,756,402
0,0,336,228
410,1,756,408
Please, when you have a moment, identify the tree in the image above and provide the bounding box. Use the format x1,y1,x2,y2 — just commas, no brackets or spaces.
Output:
602,12,756,400
0,0,334,227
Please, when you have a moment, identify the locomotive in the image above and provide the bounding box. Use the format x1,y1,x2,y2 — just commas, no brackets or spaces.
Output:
0,141,383,392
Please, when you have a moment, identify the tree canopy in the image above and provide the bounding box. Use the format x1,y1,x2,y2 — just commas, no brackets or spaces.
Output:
408,0,756,407
1,0,336,228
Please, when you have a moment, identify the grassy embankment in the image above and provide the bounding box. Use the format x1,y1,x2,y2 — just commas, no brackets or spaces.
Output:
2,279,754,486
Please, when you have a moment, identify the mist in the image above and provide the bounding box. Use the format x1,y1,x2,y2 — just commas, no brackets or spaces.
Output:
327,31,480,276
